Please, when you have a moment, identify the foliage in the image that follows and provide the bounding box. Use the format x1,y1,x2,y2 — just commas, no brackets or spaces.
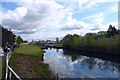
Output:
107,25,118,37
63,34,81,48
16,36,23,45
32,59,56,78
0,26,16,48
63,29,119,54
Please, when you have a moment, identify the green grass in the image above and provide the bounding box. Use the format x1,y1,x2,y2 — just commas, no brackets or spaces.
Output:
2,55,6,79
0,59,2,78
9,44,56,78
31,59,56,78
13,44,43,57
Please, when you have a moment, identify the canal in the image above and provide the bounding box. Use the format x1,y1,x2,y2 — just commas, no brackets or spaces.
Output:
43,48,120,78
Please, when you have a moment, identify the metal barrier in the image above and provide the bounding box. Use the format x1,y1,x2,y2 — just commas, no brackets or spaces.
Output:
5,51,21,80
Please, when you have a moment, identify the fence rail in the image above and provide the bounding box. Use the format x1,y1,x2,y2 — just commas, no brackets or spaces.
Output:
5,51,21,80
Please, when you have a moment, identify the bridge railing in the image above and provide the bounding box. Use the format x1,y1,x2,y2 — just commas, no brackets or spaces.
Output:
5,51,21,80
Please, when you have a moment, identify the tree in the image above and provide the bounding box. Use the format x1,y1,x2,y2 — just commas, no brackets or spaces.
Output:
84,33,96,46
70,34,80,47
96,31,108,38
16,36,23,45
63,34,72,47
107,25,118,37
63,34,81,48
1,25,16,48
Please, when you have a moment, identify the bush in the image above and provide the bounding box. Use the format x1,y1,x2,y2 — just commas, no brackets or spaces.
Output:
63,31,119,55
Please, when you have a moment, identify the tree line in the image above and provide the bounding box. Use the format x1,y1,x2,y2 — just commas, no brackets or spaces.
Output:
63,25,119,55
0,25,23,50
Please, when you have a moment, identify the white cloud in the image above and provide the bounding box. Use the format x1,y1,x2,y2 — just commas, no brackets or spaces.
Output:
2,0,66,40
2,6,27,21
78,0,119,9
1,0,118,41
2,0,85,41
84,12,104,23
61,19,88,30
82,12,106,31
108,5,118,13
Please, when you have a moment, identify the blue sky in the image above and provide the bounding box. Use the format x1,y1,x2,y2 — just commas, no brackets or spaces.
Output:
2,2,18,10
1,0,119,41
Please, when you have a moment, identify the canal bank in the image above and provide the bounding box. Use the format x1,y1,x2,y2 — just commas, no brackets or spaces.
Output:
6,45,120,78
43,48,120,78
44,45,120,63
8,44,56,78
62,32,119,56
63,46,119,57
62,48,120,63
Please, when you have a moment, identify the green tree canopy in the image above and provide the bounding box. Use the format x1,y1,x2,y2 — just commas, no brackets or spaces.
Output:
16,36,23,45
0,25,16,48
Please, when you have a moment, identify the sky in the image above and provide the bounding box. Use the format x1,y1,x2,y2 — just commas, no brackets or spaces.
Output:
1,0,119,41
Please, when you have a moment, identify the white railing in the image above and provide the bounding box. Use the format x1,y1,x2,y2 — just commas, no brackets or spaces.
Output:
5,51,21,80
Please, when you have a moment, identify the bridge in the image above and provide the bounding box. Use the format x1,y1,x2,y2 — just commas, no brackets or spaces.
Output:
36,41,63,49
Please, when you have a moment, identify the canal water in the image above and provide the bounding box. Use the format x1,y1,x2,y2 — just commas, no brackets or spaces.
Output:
43,48,120,78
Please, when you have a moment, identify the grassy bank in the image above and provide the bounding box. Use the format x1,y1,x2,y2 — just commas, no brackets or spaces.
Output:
9,44,55,78
0,59,2,78
2,54,6,79
13,44,43,57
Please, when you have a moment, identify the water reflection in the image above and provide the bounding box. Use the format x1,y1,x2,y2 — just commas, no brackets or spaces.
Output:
43,49,120,78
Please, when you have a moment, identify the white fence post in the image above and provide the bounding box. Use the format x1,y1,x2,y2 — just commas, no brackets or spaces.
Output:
9,71,11,80
5,65,8,80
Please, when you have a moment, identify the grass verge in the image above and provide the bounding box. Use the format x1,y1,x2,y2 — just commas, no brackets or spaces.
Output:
2,54,6,79
9,44,55,78
13,44,43,57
